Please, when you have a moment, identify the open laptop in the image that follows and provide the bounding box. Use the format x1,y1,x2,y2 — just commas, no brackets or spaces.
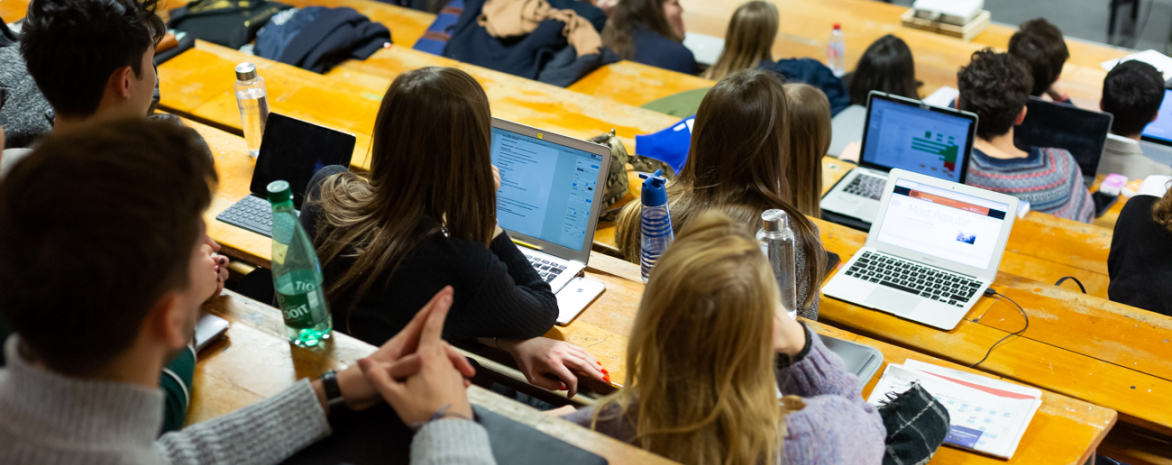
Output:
822,169,1020,331
821,91,978,228
1014,96,1113,187
489,119,612,322
1139,89,1172,166
215,113,356,237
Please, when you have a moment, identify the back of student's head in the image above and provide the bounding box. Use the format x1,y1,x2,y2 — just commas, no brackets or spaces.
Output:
313,66,495,307
20,0,164,119
613,211,790,464
705,1,778,81
849,34,917,105
1008,18,1069,97
957,49,1033,140
783,83,829,217
602,0,680,59
1102,61,1165,137
0,118,216,375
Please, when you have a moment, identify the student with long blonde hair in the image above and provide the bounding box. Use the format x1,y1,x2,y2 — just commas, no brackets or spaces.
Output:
301,67,606,397
783,83,830,217
704,1,778,81
616,69,827,318
563,211,885,465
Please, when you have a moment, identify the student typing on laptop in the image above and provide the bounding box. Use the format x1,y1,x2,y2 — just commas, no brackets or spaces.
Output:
959,49,1095,223
300,67,607,397
1101,61,1172,179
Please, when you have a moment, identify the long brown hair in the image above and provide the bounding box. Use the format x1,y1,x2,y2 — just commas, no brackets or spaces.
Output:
783,83,830,217
1153,181,1172,233
617,69,827,310
594,211,803,465
602,0,680,60
310,67,496,313
704,1,778,81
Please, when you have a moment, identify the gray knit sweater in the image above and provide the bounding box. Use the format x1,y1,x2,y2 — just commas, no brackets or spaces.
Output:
0,335,497,465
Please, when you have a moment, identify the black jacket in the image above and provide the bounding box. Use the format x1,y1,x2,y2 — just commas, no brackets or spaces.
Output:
1108,194,1172,316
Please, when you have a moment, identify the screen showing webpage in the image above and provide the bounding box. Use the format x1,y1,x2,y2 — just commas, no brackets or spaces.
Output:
863,98,972,182
875,179,1008,270
490,127,603,252
1142,89,1172,143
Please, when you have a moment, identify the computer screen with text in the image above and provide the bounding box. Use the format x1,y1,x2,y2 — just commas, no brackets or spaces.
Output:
876,179,1008,270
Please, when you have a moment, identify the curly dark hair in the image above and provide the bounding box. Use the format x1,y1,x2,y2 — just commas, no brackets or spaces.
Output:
958,49,1034,140
1102,60,1166,137
1009,18,1069,97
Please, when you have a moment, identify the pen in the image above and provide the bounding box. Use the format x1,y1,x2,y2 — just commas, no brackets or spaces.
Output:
512,238,542,250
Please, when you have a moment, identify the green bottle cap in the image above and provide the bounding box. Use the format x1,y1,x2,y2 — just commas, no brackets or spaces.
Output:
267,180,292,204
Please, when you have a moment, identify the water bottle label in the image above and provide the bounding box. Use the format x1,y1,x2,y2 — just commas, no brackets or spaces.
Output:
276,281,329,330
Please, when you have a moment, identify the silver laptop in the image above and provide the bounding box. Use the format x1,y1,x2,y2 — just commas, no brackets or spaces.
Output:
489,119,611,319
822,169,1020,331
821,91,978,226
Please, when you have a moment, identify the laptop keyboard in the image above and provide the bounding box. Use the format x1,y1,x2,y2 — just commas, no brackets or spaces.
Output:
844,251,981,307
522,250,568,284
216,196,275,238
843,175,886,200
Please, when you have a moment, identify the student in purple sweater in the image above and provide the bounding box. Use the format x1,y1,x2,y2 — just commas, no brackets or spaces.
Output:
958,49,1095,223
562,212,886,465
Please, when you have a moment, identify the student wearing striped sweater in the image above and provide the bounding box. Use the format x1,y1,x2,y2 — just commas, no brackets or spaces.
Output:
958,49,1095,223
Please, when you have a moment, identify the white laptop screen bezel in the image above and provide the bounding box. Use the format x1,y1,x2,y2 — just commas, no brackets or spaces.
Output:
863,169,1019,280
490,118,613,264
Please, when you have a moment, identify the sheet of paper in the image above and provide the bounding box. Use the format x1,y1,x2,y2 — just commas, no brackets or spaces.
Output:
1101,50,1172,81
1138,175,1172,197
683,33,725,66
923,86,960,108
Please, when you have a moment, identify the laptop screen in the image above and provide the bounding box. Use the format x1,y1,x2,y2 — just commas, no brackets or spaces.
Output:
1014,98,1112,179
251,113,356,209
1141,89,1172,144
490,127,604,253
862,97,973,182
875,179,1010,270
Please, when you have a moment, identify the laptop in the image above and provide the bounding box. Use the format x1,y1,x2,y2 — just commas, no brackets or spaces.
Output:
822,169,1020,331
1014,96,1113,187
1139,89,1172,166
215,113,356,237
489,119,612,322
821,91,978,228
828,104,867,157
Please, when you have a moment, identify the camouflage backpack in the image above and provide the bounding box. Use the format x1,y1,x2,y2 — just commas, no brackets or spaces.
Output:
589,130,675,222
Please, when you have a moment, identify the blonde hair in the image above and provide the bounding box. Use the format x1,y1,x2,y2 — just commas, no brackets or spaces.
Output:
1154,181,1172,233
782,83,831,217
704,1,778,81
595,211,803,465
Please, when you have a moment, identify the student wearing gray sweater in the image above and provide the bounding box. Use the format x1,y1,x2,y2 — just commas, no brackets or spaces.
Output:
0,119,496,465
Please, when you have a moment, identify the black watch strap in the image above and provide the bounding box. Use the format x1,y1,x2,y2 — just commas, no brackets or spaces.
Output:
320,370,343,405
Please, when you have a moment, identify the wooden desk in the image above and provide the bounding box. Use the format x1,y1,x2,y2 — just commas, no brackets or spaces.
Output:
566,60,714,108
1,0,26,22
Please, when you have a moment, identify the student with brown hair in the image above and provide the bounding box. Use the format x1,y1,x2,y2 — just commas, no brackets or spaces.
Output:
783,83,830,217
1109,182,1172,316
564,211,885,465
1008,18,1072,103
602,0,696,74
704,1,778,81
848,34,918,106
616,69,828,319
302,66,606,397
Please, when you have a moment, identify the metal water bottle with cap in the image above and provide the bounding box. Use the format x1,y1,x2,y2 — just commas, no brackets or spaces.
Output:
234,62,270,157
639,169,673,283
268,180,332,347
757,209,798,319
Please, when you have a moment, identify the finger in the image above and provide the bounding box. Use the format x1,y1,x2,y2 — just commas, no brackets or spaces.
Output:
463,379,471,388
565,353,606,382
527,373,565,392
386,354,422,379
548,364,580,398
357,357,406,401
444,343,476,378
381,286,452,359
417,289,454,351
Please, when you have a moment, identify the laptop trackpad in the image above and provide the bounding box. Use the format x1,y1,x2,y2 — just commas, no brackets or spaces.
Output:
864,287,919,316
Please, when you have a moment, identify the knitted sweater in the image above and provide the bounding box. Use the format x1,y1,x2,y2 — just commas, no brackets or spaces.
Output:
965,146,1095,223
562,325,886,465
0,335,497,465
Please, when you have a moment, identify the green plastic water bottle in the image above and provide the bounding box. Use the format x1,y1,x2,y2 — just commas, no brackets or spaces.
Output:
268,180,332,347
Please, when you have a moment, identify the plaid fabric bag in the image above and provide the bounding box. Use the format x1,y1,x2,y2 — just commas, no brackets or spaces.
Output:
588,130,673,223
877,382,951,465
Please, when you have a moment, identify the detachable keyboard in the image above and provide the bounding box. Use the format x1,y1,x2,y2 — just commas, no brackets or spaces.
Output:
844,251,980,307
843,175,886,200
522,250,568,284
216,195,275,238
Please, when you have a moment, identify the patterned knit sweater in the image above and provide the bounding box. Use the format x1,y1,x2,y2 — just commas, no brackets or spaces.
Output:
562,325,887,465
965,147,1095,223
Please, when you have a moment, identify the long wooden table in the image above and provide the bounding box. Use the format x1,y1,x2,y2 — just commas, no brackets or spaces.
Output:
186,117,1168,444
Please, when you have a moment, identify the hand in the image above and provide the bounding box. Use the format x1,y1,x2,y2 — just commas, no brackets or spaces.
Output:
201,235,228,301
1045,82,1066,102
544,405,576,416
499,337,608,398
335,287,475,411
357,289,474,425
491,164,501,191
772,306,807,357
838,140,861,163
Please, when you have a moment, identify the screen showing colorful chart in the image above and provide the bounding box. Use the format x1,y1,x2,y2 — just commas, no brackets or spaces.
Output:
863,98,973,182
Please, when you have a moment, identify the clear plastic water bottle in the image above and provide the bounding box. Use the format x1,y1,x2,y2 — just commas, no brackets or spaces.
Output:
757,209,798,319
234,62,270,158
268,180,332,347
639,169,673,283
827,23,846,78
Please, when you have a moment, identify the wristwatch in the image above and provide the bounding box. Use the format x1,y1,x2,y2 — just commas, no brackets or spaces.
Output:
319,370,344,406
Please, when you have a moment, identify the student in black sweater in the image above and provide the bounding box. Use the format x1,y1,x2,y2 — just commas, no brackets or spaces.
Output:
1109,184,1172,316
301,67,608,396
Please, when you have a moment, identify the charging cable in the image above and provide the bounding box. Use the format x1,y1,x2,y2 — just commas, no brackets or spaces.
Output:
968,288,1029,368
1055,276,1087,294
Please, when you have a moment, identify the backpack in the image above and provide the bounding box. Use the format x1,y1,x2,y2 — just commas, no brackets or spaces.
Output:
588,130,674,222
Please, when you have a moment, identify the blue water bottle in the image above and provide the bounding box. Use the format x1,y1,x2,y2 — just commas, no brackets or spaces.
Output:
640,169,673,282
